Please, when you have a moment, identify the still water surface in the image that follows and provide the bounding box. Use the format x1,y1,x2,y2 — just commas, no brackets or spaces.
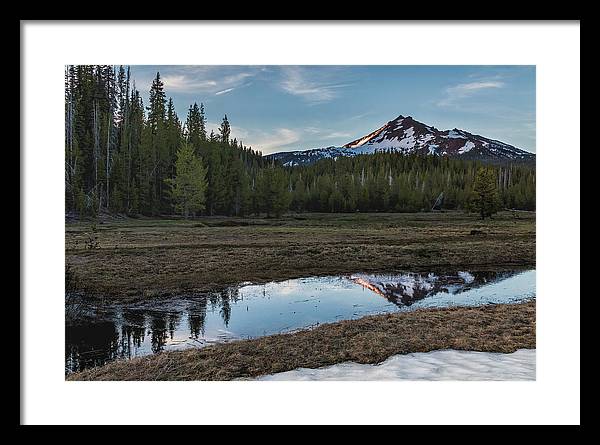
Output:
66,269,535,374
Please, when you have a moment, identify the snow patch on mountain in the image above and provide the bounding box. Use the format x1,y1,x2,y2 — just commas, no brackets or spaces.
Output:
458,141,476,154
443,129,467,139
428,144,439,155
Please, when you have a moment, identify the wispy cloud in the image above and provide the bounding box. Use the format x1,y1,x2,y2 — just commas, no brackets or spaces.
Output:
303,126,351,142
246,128,301,153
205,122,300,154
324,131,351,139
135,66,259,96
161,75,218,92
279,66,351,104
437,80,505,107
447,81,504,95
215,87,235,96
348,112,374,121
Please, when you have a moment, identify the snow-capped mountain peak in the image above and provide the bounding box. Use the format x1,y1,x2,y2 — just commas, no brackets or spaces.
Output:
266,114,535,166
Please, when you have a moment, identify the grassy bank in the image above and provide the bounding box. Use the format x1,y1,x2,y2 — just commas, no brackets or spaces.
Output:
66,211,535,302
68,300,535,381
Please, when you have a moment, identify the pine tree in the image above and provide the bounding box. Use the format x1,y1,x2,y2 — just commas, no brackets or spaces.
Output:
145,72,168,214
165,97,183,185
199,103,207,141
469,167,502,219
147,72,166,132
165,143,208,218
256,166,290,217
185,102,203,153
219,115,231,145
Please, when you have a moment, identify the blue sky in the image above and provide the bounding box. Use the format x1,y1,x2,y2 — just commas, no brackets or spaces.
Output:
130,65,536,155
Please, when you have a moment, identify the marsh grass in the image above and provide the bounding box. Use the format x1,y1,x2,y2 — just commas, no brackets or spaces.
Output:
65,211,535,302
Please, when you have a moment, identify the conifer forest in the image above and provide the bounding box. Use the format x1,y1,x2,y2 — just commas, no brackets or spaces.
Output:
65,65,535,219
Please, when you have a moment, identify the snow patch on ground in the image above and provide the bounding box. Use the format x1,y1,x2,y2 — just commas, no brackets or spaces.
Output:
255,349,536,381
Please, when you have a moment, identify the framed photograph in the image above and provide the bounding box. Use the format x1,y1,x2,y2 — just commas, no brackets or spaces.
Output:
21,21,580,426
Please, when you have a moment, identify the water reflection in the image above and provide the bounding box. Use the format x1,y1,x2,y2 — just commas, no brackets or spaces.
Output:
66,321,121,373
351,270,517,307
66,269,535,375
65,289,243,374
188,299,207,339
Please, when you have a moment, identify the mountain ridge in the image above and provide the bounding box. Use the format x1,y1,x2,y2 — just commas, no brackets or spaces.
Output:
266,114,535,167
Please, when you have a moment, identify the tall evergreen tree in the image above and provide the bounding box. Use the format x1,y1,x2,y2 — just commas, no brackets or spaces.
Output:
219,114,231,145
185,102,203,153
198,102,207,141
469,167,502,219
256,166,290,217
165,143,208,218
144,72,168,213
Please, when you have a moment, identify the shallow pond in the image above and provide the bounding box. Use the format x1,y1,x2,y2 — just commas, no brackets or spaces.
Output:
66,269,535,374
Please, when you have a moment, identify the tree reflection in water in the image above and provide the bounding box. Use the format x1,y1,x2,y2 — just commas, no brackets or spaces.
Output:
147,311,182,353
65,321,120,373
119,310,146,358
188,298,207,339
66,290,239,373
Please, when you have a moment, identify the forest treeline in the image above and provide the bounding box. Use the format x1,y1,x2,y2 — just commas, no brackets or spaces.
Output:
65,65,535,218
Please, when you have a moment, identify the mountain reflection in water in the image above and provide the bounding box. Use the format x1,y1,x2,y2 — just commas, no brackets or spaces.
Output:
66,269,535,374
351,270,516,307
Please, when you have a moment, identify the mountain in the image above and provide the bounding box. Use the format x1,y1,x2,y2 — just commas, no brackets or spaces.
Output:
266,115,535,166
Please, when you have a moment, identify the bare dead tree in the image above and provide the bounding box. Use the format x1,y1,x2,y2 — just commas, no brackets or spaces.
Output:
93,99,100,213
106,107,112,210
